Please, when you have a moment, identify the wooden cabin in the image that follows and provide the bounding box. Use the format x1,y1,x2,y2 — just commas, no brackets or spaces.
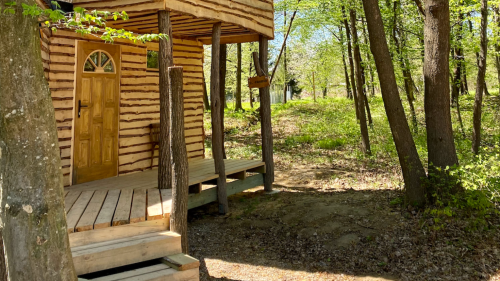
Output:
38,0,274,280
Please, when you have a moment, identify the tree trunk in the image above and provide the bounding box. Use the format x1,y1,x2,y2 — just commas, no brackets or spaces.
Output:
392,0,418,132
0,1,77,279
424,0,460,192
158,11,174,190
362,0,427,206
472,0,488,154
257,37,275,191
361,17,376,97
284,11,288,104
340,25,353,99
350,9,371,155
235,43,243,111
342,6,360,120
169,67,189,254
495,6,500,91
202,71,210,111
219,44,227,158
313,72,316,102
323,87,327,98
210,23,229,214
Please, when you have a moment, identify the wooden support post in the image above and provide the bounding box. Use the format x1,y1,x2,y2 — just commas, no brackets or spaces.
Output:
169,66,189,254
158,11,173,190
210,23,229,214
258,36,275,192
220,44,227,159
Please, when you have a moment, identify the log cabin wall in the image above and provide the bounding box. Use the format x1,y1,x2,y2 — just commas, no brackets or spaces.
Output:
42,29,205,187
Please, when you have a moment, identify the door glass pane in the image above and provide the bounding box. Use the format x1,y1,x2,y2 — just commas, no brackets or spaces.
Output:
104,61,114,73
84,60,95,72
90,52,99,66
101,53,109,67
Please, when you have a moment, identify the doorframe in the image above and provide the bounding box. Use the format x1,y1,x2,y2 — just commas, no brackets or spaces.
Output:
71,40,121,186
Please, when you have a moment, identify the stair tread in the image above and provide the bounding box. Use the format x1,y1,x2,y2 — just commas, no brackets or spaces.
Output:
86,263,199,281
161,253,200,271
72,231,179,254
72,231,182,275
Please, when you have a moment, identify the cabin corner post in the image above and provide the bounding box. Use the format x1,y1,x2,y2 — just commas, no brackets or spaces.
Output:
259,35,275,191
210,22,229,214
169,66,189,254
158,10,174,190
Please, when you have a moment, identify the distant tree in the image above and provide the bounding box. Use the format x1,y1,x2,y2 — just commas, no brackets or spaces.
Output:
472,0,488,154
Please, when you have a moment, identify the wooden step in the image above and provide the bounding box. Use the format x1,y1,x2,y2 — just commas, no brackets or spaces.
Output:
71,231,182,275
161,254,200,271
81,263,199,281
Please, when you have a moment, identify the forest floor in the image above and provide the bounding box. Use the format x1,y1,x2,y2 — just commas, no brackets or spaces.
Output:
188,94,500,281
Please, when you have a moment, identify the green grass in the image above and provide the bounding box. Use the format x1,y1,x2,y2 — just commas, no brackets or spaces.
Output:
206,93,500,184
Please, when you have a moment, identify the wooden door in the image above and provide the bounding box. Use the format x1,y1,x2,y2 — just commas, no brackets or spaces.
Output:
73,42,120,184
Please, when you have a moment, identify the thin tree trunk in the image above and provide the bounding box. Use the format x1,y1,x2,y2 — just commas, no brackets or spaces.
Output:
235,43,243,111
362,0,427,206
169,67,189,254
358,53,373,126
473,0,488,154
0,1,77,279
340,25,352,99
351,9,371,155
393,0,418,132
451,10,464,107
210,23,229,214
484,82,490,96
362,17,376,97
323,87,327,98
342,6,360,120
424,0,460,192
284,10,288,104
219,44,227,158
202,71,210,111
495,6,500,91
158,11,174,190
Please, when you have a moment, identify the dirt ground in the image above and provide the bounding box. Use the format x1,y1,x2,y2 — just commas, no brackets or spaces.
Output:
187,166,500,281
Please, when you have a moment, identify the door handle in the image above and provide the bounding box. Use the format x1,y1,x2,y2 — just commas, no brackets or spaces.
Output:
78,100,88,118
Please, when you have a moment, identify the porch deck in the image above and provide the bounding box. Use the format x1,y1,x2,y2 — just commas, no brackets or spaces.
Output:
64,158,265,234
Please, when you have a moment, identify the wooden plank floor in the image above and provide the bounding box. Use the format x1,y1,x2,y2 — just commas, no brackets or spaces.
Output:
64,159,265,233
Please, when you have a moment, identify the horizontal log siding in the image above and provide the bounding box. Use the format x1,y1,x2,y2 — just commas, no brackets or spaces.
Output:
71,0,274,39
42,29,205,185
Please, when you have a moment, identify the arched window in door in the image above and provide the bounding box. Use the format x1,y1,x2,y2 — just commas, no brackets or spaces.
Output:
83,50,115,73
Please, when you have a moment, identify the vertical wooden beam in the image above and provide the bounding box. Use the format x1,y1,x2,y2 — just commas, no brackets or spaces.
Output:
258,36,274,192
158,11,173,190
210,23,229,214
169,66,189,254
220,44,227,158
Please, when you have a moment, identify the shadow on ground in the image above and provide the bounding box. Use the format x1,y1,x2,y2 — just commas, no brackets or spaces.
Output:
187,178,500,281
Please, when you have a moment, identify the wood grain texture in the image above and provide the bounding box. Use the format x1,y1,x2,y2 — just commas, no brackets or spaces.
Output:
210,23,229,214
258,36,274,191
169,66,190,253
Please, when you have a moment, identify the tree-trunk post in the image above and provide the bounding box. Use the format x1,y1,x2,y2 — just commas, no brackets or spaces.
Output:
158,10,173,190
258,36,275,191
210,23,229,214
0,2,76,278
220,44,227,158
169,66,189,254
235,43,243,111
